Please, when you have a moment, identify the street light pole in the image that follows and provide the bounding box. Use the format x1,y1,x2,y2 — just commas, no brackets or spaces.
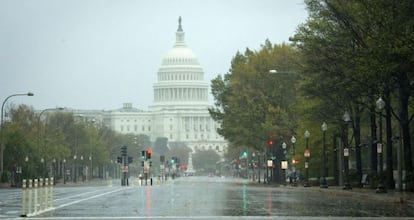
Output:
37,107,64,179
282,142,287,185
304,130,311,187
321,122,328,188
63,159,66,184
291,136,297,186
1,92,34,176
376,97,387,193
343,111,352,190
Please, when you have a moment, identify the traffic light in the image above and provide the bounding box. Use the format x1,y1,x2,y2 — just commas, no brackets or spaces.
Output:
128,156,133,163
171,157,175,164
242,151,248,158
121,145,127,156
141,151,146,160
267,140,274,146
146,149,152,159
160,155,165,163
117,157,122,164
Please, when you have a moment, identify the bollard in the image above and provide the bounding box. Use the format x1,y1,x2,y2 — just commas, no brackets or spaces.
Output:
33,179,38,213
50,177,54,186
28,184,33,214
150,178,153,186
21,185,27,217
45,178,48,187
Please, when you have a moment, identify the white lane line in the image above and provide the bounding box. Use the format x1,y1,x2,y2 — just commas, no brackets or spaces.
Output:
27,187,127,217
54,188,110,202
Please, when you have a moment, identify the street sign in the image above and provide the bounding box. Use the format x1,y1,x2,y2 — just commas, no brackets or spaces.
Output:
377,143,383,153
144,161,150,174
122,165,129,173
344,148,349,157
267,160,273,167
281,161,288,169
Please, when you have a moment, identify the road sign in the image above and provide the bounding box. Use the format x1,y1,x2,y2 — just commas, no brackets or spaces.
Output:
122,165,129,173
144,161,150,174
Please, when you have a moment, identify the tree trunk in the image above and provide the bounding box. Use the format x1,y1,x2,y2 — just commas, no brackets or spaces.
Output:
354,110,362,186
385,89,395,189
369,103,378,173
398,74,412,174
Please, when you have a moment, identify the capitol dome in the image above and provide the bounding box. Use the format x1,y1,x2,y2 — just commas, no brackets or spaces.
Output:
151,17,209,110
160,17,200,67
161,47,200,66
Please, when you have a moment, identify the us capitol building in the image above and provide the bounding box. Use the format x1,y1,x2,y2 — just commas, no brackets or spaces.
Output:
73,17,227,154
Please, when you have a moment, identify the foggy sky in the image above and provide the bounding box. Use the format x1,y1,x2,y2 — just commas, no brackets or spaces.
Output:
0,0,308,111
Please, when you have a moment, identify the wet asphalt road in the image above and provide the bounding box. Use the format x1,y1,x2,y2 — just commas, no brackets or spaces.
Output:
1,176,414,219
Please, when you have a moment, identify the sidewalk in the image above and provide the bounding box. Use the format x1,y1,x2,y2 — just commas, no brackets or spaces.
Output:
243,178,414,205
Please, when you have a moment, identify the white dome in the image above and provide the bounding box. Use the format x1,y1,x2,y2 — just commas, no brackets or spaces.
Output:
151,17,209,111
161,46,200,66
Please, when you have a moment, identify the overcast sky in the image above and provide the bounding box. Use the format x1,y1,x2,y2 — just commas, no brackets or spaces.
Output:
0,0,308,111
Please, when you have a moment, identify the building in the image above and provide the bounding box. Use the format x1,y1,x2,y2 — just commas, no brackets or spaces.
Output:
104,17,227,154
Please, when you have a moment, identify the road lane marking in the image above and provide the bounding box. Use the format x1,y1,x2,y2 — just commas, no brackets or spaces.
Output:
27,187,128,217
54,188,110,202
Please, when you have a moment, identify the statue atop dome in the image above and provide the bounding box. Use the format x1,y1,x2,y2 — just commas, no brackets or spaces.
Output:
177,16,183,31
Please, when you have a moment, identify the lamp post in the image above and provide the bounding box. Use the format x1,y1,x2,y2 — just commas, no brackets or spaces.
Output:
73,155,77,183
40,158,45,178
304,130,311,187
376,97,385,173
25,156,29,181
1,92,34,175
257,153,261,183
281,142,287,185
80,155,84,182
321,122,328,188
63,159,66,184
343,111,352,190
37,107,64,164
251,152,256,182
291,135,297,186
52,158,56,185
89,155,92,181
376,97,387,193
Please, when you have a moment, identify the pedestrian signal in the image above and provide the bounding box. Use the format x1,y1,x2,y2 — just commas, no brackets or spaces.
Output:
146,149,152,159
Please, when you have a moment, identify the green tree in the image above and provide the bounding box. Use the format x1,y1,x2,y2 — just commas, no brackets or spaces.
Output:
291,0,414,187
209,41,300,152
192,149,221,173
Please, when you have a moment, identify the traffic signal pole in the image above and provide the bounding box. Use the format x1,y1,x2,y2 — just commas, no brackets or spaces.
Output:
118,145,132,186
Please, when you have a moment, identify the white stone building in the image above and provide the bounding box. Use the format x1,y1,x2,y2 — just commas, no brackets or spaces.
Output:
108,17,227,154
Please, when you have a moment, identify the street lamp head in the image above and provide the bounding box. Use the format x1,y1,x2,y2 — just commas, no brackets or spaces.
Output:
291,136,296,144
269,69,278,74
376,97,385,110
27,92,34,96
305,130,310,138
321,122,327,131
343,111,351,122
